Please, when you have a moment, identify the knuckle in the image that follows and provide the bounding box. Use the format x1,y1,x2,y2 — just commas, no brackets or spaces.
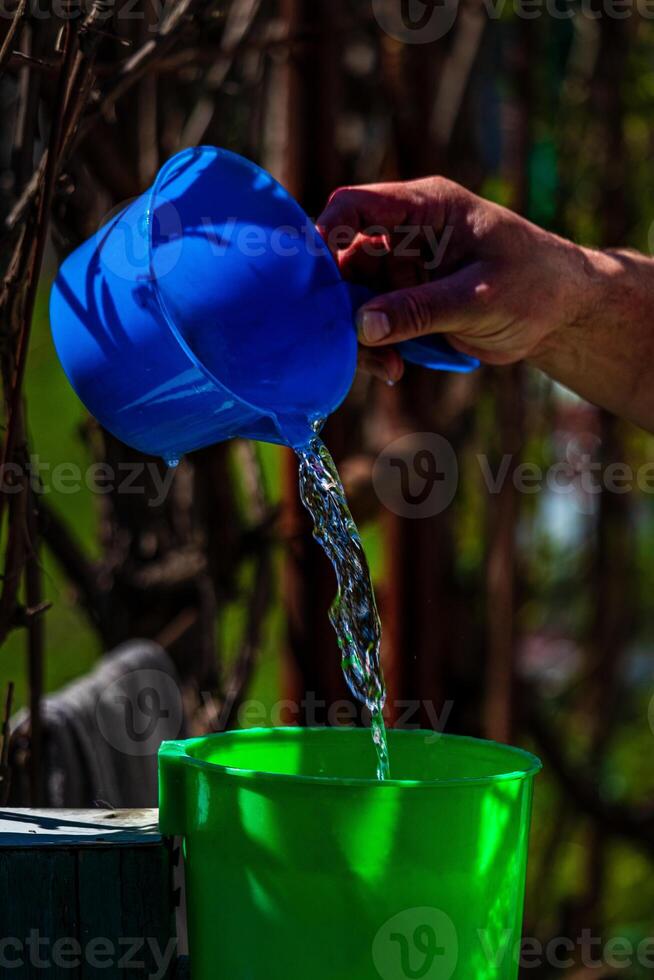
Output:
322,187,361,241
400,291,433,335
413,175,448,195
429,175,458,201
473,278,497,309
431,175,452,194
327,185,357,206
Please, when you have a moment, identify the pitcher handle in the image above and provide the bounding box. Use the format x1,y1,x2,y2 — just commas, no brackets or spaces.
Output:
347,283,480,374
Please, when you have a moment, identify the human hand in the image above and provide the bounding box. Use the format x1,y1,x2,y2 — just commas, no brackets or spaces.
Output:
317,178,588,384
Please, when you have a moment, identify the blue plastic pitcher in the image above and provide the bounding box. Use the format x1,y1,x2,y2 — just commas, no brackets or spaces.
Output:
50,146,478,459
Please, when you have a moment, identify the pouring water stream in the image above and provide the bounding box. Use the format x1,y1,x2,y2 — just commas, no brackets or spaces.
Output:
296,429,390,780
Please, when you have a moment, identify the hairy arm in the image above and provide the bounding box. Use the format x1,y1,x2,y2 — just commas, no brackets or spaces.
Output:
529,247,654,432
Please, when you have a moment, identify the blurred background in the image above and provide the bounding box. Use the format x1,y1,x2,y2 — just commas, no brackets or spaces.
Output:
1,1,654,976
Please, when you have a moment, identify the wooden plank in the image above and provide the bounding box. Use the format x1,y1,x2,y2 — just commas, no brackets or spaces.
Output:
0,809,160,847
0,848,79,979
119,844,176,977
77,848,124,980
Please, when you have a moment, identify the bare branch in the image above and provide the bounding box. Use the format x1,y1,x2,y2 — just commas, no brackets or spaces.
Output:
0,682,14,806
0,0,27,76
0,25,77,526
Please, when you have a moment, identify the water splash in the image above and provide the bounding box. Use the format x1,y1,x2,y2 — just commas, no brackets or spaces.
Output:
297,436,390,781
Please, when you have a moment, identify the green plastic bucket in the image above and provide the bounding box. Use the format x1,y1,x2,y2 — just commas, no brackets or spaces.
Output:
159,727,541,980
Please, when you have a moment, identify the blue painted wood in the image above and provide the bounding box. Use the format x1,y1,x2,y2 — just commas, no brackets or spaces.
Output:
0,809,177,979
0,808,160,847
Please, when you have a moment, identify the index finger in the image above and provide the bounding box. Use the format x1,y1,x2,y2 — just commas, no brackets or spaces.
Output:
316,184,410,254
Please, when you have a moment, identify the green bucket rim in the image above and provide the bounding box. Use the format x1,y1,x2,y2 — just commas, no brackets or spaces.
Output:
159,727,542,790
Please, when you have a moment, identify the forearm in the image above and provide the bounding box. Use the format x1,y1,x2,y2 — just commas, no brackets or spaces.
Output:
530,246,654,432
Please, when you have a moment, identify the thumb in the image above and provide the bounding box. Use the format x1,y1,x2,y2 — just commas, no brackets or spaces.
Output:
356,263,484,347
